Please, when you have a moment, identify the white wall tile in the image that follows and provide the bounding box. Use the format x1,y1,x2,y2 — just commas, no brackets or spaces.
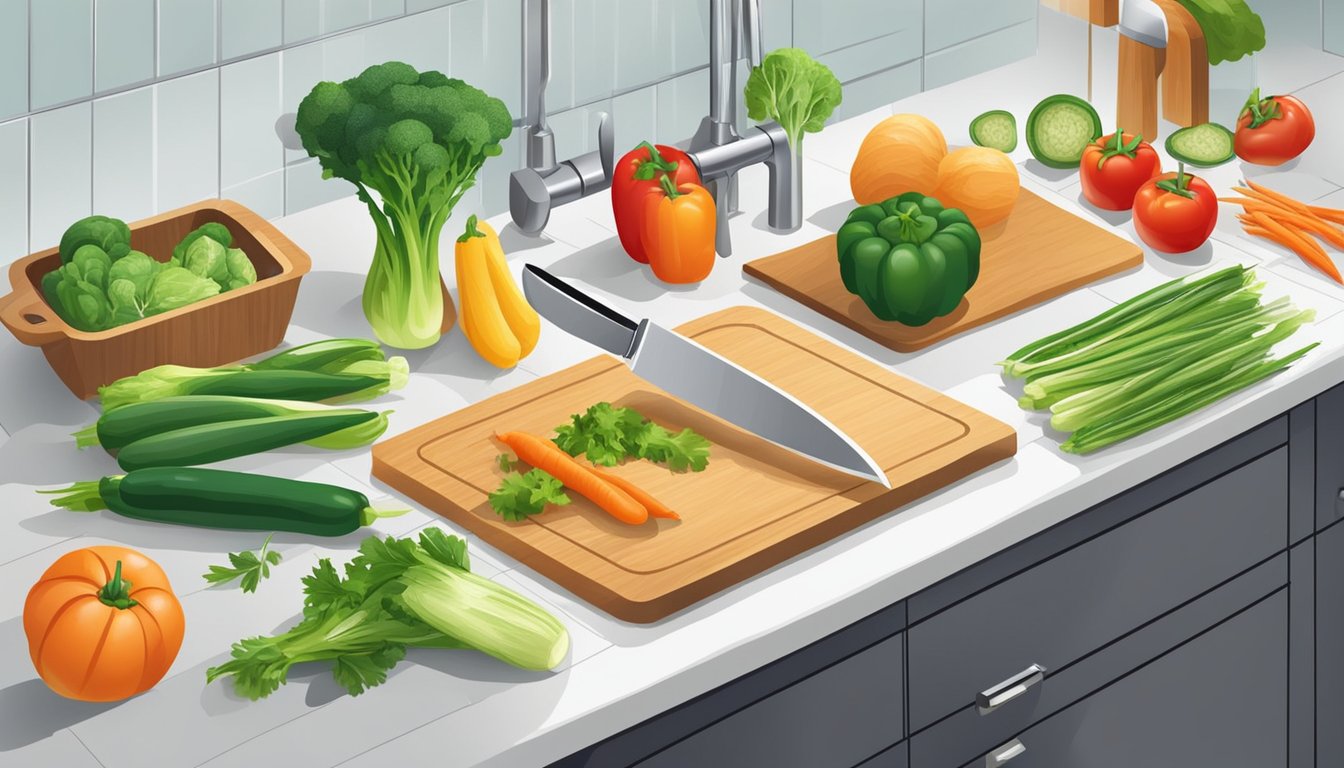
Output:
223,168,284,219
1329,0,1344,54
281,33,368,164
158,0,218,76
612,84,656,160
829,59,921,123
794,0,915,57
283,0,321,43
1253,0,1326,48
95,0,155,92
671,0,709,73
155,70,220,210
573,0,616,105
450,0,522,116
655,67,708,146
406,0,456,10
285,157,354,213
925,0,1036,53
0,119,28,263
322,0,371,33
0,0,28,119
366,6,452,75
221,0,283,60
761,0,791,52
93,88,155,222
478,132,519,216
924,18,1037,90
30,104,93,251
372,0,406,20
221,53,283,188
546,0,577,112
31,0,94,109
816,26,921,83
615,0,674,90
546,99,610,162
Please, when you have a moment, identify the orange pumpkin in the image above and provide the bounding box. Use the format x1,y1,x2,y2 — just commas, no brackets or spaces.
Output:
24,546,185,702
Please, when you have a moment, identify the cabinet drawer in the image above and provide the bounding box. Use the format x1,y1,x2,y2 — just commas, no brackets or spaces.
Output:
911,554,1287,768
907,446,1288,733
635,633,904,768
962,589,1288,767
1317,383,1344,530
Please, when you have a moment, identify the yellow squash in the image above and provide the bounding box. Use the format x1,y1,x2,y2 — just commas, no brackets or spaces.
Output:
456,216,541,368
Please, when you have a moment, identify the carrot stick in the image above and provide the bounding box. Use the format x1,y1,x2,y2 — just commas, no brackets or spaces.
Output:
1248,211,1343,284
1308,206,1344,225
1243,179,1314,215
495,432,649,525
1234,202,1344,250
587,467,680,520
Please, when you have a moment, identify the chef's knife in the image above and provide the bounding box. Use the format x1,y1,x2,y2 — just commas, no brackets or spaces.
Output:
521,265,890,488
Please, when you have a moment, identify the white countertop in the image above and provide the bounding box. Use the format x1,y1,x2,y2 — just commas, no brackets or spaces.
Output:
4,12,1344,768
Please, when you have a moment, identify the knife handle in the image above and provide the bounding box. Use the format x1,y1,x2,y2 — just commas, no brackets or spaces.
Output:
521,265,640,357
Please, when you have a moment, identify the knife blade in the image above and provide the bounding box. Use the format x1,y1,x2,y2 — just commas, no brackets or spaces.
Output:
521,265,890,488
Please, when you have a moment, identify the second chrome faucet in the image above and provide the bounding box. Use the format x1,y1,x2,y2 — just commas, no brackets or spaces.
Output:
509,0,801,251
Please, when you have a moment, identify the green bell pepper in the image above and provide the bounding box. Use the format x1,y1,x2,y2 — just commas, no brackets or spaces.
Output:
836,192,981,326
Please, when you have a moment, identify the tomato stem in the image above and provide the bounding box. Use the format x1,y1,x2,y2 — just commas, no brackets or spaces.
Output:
1155,162,1197,199
1241,87,1282,130
98,560,140,610
1097,127,1144,169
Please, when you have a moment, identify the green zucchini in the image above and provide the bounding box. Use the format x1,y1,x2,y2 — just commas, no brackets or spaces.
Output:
43,467,406,536
970,110,1018,152
249,338,387,373
115,410,386,471
1165,122,1236,168
75,395,388,451
1026,94,1103,169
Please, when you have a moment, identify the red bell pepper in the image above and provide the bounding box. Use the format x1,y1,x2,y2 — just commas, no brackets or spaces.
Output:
612,142,700,263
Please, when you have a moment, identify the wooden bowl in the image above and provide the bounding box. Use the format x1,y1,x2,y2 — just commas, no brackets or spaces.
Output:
0,199,311,399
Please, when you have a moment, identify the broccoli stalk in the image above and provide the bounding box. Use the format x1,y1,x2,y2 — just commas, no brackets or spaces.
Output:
295,62,513,349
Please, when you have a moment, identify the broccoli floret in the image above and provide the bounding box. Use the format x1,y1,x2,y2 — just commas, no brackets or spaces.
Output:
59,215,131,265
295,61,513,349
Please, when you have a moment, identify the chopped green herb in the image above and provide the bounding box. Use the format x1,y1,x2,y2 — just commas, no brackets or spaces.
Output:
202,534,283,593
496,453,515,472
489,469,571,522
551,402,711,472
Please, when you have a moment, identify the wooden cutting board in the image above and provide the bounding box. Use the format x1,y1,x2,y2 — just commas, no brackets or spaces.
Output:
743,188,1142,352
373,306,1016,623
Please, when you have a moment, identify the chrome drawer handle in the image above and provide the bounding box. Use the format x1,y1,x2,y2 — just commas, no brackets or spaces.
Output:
986,738,1026,767
976,663,1046,715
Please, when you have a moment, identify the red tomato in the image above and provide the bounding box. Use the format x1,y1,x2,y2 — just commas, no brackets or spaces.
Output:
1234,89,1315,166
1132,171,1218,253
1079,131,1162,211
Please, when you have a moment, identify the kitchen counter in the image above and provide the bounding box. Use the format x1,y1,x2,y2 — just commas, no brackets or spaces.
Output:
4,14,1344,768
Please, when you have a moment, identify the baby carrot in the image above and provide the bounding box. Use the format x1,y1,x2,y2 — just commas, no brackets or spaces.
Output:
1248,211,1343,284
495,431,649,525
588,467,680,520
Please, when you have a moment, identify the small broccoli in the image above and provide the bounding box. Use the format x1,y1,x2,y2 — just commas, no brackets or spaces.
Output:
295,61,513,349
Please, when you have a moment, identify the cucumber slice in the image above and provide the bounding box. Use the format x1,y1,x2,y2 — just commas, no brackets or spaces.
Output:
970,110,1018,152
1026,94,1103,169
1165,123,1236,168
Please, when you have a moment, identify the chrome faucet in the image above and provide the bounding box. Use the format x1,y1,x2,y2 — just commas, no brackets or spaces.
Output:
509,0,615,234
687,0,800,257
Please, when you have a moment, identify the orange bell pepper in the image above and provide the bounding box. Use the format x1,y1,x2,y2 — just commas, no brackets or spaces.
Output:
641,175,716,284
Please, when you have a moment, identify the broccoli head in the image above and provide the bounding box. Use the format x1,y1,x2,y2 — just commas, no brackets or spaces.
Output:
293,61,514,349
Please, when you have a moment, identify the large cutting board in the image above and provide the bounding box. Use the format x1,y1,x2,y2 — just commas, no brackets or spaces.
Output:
373,307,1016,623
743,188,1142,352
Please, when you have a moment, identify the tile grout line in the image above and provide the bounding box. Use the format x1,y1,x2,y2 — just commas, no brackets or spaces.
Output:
70,727,108,768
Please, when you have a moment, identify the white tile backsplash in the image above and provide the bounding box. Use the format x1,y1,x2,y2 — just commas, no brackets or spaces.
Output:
1331,0,1344,54
29,104,92,251
14,0,1056,232
221,0,283,60
157,0,218,76
0,119,28,263
92,87,155,222
31,0,94,110
95,0,155,92
155,70,220,210
0,0,25,120
220,53,283,188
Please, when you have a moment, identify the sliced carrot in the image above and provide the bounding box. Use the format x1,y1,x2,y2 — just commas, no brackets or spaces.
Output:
1248,211,1343,284
587,467,680,520
495,432,649,525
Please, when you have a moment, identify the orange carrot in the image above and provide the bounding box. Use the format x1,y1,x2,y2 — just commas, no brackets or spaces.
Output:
588,467,680,520
1234,201,1344,250
495,431,649,524
1248,211,1343,284
1309,205,1344,225
1243,179,1314,214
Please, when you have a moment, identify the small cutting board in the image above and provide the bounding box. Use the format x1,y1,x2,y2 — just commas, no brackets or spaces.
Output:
373,307,1016,623
743,188,1142,352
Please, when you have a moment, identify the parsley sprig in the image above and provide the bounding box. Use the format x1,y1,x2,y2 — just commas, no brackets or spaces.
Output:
489,469,571,521
552,402,710,471
202,534,283,593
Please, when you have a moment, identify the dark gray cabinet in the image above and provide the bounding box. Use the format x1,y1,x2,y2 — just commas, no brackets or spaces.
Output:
962,590,1289,768
556,396,1332,768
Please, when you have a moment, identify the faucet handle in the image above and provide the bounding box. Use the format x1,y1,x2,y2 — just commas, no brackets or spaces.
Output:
597,111,614,181
740,0,763,68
